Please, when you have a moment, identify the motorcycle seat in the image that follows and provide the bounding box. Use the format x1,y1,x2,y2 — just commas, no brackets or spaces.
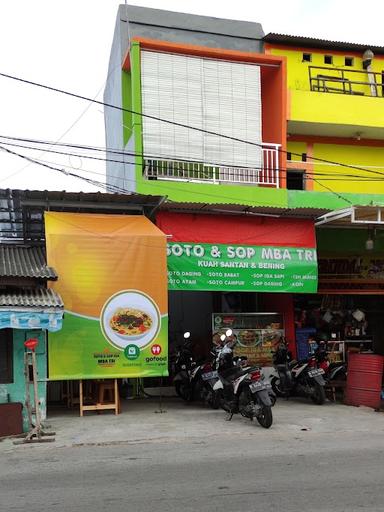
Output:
219,366,247,382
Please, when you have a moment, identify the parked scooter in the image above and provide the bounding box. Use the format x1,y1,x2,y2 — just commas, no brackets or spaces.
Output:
270,340,326,405
213,338,274,428
199,331,231,409
173,332,201,401
199,358,221,408
315,343,347,382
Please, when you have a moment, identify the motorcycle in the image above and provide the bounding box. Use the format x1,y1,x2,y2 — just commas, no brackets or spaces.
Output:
314,344,347,400
315,344,347,382
212,343,274,428
198,330,234,409
172,332,201,401
199,357,221,408
172,332,219,405
270,341,326,405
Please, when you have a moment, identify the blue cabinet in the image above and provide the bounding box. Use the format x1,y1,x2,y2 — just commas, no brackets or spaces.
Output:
296,328,316,360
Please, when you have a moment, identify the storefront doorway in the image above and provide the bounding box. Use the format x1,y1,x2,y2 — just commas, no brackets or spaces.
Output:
294,293,384,362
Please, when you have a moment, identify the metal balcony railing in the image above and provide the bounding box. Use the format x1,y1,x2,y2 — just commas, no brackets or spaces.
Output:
143,143,281,188
309,66,384,97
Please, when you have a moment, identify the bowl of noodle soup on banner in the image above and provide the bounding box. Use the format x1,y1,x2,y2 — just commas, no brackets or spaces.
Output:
101,290,161,350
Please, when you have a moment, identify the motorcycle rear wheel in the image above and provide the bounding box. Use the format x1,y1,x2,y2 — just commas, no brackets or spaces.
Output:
256,406,273,429
175,382,193,401
208,390,221,409
311,382,326,405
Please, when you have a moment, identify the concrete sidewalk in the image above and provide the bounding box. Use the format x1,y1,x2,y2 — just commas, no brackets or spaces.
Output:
1,395,383,453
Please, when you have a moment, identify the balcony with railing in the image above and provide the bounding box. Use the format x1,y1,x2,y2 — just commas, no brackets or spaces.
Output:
308,66,384,97
289,66,384,138
143,143,281,188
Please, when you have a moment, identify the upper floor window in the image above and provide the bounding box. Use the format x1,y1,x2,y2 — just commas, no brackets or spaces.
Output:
287,170,305,190
345,57,354,66
324,55,333,65
0,329,13,383
302,53,312,62
141,51,262,169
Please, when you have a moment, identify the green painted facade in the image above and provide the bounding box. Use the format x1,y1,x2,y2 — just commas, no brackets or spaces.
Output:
130,42,144,186
289,190,384,211
0,330,47,432
121,43,384,212
139,179,289,207
121,71,132,145
317,228,384,255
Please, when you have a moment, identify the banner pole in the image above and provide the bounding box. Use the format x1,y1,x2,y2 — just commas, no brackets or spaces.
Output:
155,376,166,414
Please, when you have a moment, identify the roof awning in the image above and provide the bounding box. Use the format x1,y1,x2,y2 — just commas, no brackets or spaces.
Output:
316,206,384,227
157,212,318,293
0,288,64,331
0,245,57,279
161,200,328,219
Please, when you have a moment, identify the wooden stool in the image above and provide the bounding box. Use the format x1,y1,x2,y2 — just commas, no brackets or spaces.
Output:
98,380,120,412
79,379,120,416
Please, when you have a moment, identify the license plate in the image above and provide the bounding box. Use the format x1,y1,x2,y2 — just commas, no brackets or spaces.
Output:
249,381,271,392
201,371,218,381
308,368,325,378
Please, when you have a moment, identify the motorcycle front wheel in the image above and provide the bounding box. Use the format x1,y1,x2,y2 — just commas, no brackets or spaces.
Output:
256,405,273,429
310,382,326,405
271,376,287,398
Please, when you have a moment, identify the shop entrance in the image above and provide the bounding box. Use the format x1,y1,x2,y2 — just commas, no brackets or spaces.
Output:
168,291,258,361
294,294,384,362
166,290,296,381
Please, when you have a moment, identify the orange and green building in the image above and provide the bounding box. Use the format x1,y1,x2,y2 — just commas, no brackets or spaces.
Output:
103,5,384,357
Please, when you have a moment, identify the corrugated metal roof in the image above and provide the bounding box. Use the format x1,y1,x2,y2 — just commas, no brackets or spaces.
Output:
0,188,166,243
161,201,329,219
0,245,57,279
0,288,63,309
263,33,384,54
0,188,164,208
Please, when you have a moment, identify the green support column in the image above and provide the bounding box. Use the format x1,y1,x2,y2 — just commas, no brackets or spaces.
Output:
130,42,144,186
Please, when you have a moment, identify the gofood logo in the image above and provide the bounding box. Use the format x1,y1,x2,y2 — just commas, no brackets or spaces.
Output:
146,343,167,364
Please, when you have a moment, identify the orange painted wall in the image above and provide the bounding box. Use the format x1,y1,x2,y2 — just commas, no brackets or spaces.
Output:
124,38,287,185
261,63,287,187
262,293,296,358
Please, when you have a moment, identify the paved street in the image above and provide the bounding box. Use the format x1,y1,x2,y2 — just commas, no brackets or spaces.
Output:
1,398,384,512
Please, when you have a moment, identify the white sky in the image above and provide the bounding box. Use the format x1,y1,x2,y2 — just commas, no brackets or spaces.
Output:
1,0,383,193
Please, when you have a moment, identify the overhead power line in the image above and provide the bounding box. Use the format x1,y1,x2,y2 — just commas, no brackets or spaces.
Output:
2,136,384,184
28,150,384,186
0,144,305,207
1,71,384,183
0,144,367,209
0,145,132,196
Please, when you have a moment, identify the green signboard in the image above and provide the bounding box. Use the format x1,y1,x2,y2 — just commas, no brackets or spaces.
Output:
167,242,318,293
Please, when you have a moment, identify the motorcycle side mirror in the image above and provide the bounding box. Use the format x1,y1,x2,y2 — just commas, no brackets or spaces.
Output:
183,332,191,339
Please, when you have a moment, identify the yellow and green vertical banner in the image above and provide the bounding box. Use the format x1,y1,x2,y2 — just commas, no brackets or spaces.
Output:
45,212,168,380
